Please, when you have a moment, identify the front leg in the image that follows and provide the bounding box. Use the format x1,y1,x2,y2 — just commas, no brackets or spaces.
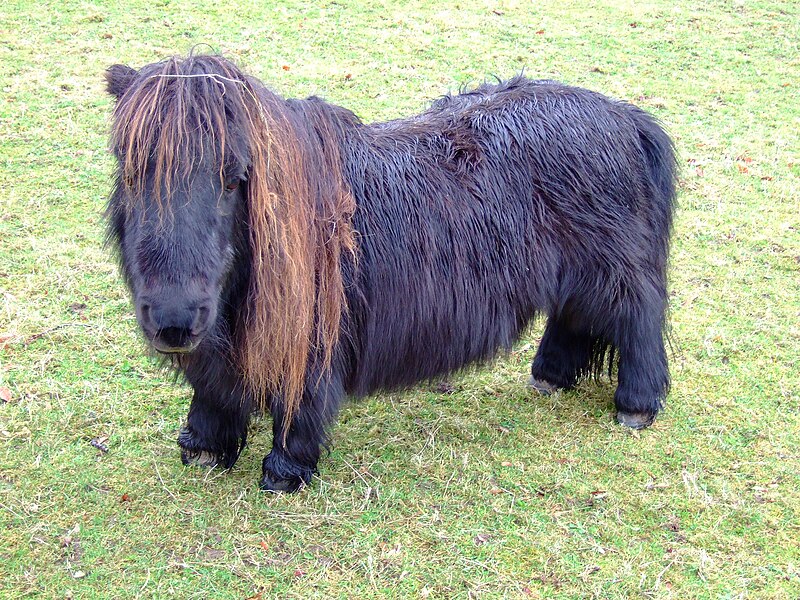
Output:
178,350,252,470
260,371,344,493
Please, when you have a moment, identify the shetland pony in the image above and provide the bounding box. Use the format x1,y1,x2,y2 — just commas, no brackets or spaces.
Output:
105,54,677,491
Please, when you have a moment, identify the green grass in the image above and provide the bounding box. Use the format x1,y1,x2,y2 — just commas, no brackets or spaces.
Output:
1,0,799,597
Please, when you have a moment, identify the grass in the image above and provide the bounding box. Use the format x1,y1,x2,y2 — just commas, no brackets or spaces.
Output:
1,0,798,597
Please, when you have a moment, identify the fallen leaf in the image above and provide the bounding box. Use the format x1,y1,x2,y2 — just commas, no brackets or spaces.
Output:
90,437,109,453
344,73,352,80
0,387,12,403
434,380,455,394
535,29,545,34
260,540,269,551
204,547,225,560
489,486,503,495
501,461,512,467
293,569,305,577
282,65,290,71
581,565,601,577
645,481,670,490
380,542,402,556
120,493,131,502
69,303,87,314
663,518,680,532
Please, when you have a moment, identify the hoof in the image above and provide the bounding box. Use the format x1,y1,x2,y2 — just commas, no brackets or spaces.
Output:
178,425,231,468
529,376,559,395
259,472,305,494
616,410,656,430
180,448,221,467
260,453,314,493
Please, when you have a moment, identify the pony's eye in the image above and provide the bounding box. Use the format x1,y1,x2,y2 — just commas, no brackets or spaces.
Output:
224,179,239,193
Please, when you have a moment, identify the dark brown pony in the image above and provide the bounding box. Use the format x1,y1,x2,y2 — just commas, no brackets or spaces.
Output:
105,54,677,492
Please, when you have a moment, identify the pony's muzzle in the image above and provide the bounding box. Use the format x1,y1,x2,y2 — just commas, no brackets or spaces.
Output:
137,296,214,353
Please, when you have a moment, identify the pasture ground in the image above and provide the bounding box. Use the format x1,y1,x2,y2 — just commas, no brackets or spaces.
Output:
1,1,798,598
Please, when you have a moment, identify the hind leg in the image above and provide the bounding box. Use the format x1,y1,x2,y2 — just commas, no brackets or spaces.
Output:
530,316,593,393
611,293,669,429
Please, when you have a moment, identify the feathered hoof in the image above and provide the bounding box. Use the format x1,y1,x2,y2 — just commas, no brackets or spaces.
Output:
178,424,231,468
528,376,559,395
260,453,314,493
181,448,221,467
616,410,656,430
259,472,305,494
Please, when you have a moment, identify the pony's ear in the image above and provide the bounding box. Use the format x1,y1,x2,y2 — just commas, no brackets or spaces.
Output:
105,64,138,100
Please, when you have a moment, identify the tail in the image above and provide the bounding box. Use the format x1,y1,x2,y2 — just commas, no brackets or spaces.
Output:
630,106,678,388
630,107,679,267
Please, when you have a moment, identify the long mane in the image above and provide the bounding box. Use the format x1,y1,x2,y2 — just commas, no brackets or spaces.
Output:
108,54,357,431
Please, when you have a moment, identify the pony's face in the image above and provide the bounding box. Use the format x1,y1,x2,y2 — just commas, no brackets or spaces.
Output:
108,159,246,354
106,63,248,354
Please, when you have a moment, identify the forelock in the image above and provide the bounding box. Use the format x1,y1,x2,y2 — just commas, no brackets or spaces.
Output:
109,54,259,205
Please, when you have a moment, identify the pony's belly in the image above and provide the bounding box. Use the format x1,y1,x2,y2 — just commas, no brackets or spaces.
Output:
350,292,535,396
